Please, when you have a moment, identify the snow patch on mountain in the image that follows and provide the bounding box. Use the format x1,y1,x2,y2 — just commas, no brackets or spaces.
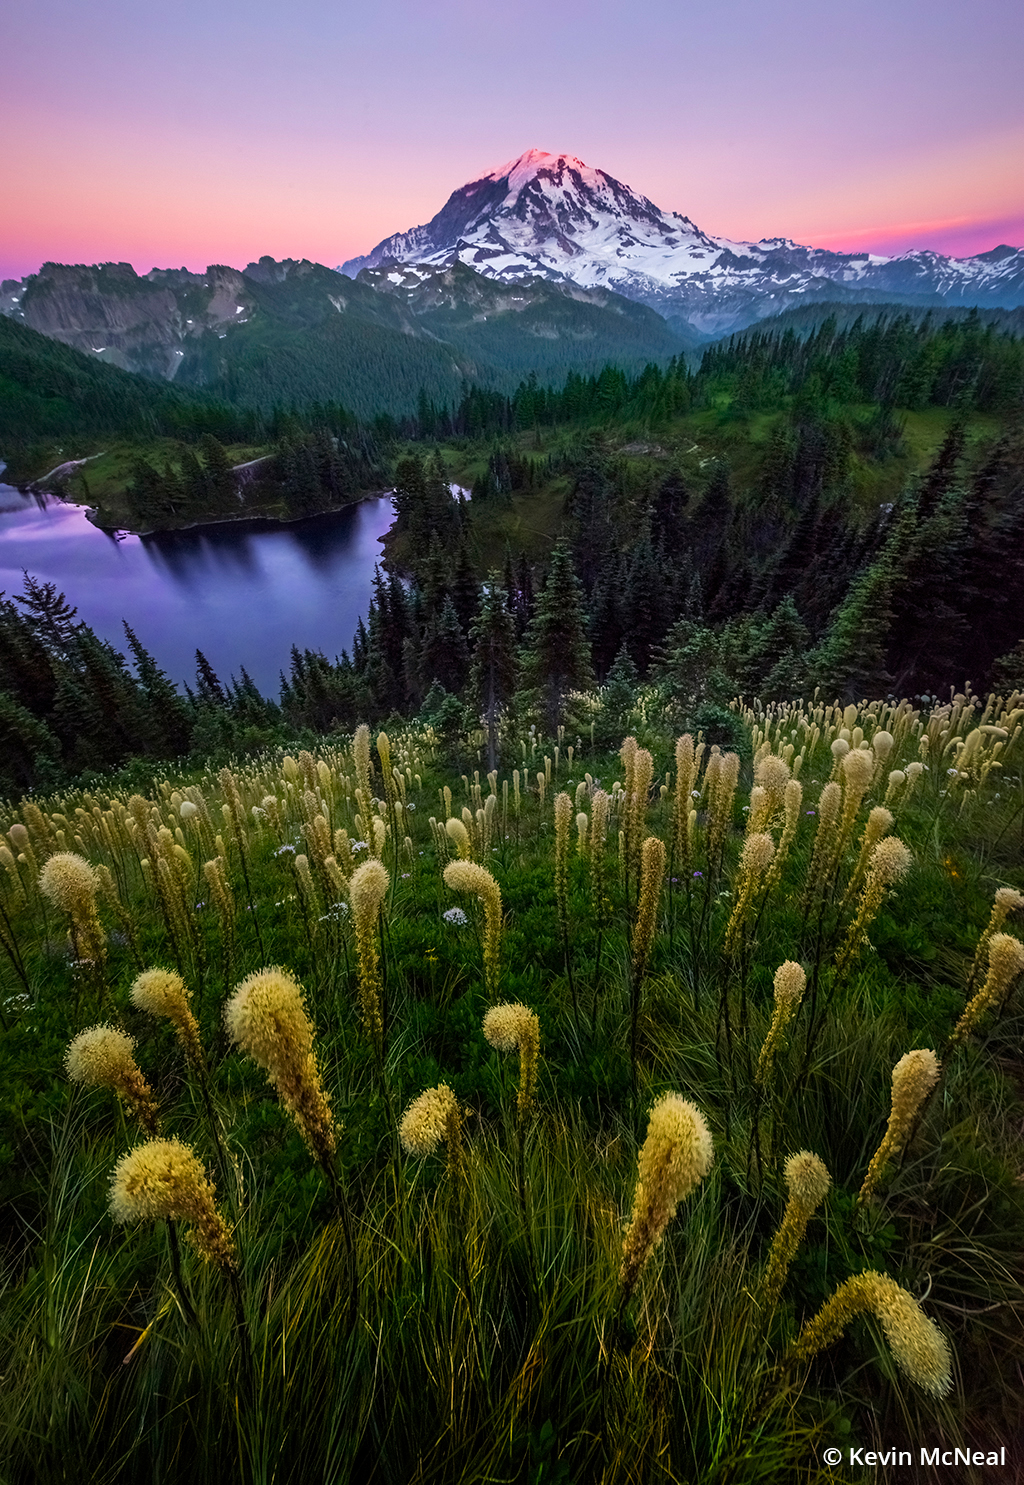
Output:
340,150,1024,335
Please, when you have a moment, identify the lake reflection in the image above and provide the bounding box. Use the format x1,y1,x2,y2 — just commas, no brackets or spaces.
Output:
0,480,395,696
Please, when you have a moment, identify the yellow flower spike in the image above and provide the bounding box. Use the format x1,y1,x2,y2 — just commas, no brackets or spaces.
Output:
66,1025,160,1134
444,859,503,998
39,851,106,964
620,1093,713,1304
627,747,654,883
671,734,696,879
224,967,337,1167
352,723,373,819
130,968,203,1067
553,792,572,937
110,1138,235,1270
835,836,912,978
445,817,472,859
754,753,791,822
841,804,894,908
966,889,1024,994
348,859,389,1052
858,1048,940,1206
399,1083,464,1178
707,751,741,869
949,933,1024,1049
803,781,842,905
630,836,666,986
482,1001,540,1122
576,811,589,855
765,779,803,894
760,1150,830,1310
755,961,807,1087
0,844,26,905
723,831,775,953
791,1271,952,1398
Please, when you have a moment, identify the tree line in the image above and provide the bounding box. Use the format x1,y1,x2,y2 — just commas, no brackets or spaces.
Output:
406,308,1024,443
122,425,388,528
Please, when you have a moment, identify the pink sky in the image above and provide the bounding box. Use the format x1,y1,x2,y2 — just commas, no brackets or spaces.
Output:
3,0,1022,282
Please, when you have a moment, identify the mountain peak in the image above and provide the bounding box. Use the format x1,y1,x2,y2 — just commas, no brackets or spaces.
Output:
486,148,598,189
339,153,1024,332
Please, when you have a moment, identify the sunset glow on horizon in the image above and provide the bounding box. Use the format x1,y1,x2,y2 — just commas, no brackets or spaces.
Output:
4,0,1023,283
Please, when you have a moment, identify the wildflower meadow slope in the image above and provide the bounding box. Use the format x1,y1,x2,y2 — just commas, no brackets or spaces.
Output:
1,694,1022,1484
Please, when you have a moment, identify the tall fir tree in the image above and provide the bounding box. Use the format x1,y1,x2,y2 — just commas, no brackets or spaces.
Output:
469,574,518,770
421,595,470,695
521,541,593,730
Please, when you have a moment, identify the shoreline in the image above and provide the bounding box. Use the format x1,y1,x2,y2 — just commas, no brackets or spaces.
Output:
76,487,395,538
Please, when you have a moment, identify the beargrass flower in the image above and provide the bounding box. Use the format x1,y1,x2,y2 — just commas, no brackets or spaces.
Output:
724,831,775,952
792,1271,952,1397
631,836,666,984
130,968,203,1066
760,1151,830,1310
399,1083,462,1171
834,837,913,978
444,859,503,998
755,961,806,1086
348,859,389,1051
110,1138,234,1269
620,1093,713,1304
40,852,106,964
483,1002,540,1121
66,1025,159,1134
858,1048,940,1205
949,933,1024,1049
225,967,336,1167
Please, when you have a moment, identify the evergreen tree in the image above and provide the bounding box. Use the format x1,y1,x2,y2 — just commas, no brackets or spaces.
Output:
451,541,480,636
807,555,896,700
181,446,214,517
622,528,669,675
14,574,81,653
122,623,193,756
512,552,535,641
759,596,811,697
521,541,593,730
885,429,970,694
200,434,237,512
0,688,61,793
0,589,58,717
588,555,626,681
597,643,638,747
195,650,227,707
951,432,1024,681
421,595,470,696
469,574,518,770
654,617,731,711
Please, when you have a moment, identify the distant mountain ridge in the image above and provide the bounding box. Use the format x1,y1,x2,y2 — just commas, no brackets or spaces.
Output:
341,149,1024,337
0,253,689,414
4,151,1023,417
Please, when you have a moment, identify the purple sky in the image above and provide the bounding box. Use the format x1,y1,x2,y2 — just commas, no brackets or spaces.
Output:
3,0,1023,281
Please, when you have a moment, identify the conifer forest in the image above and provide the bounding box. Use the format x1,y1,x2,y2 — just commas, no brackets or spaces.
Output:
1,305,1024,1483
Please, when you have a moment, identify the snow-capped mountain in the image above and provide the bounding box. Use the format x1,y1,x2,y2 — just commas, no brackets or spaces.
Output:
341,150,1024,337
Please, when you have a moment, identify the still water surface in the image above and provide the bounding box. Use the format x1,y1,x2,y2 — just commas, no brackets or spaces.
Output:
0,475,395,696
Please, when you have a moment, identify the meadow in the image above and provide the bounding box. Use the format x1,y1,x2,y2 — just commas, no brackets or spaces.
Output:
1,688,1023,1484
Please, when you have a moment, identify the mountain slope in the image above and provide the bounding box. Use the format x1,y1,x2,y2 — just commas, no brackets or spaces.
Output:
342,149,1024,336
0,313,245,453
1,254,690,413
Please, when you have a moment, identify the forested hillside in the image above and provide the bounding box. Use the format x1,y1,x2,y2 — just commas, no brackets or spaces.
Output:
0,315,254,462
3,308,1022,801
